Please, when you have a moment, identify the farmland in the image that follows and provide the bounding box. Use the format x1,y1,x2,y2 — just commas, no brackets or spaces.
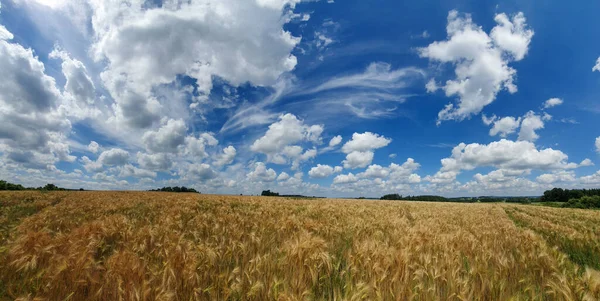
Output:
1,191,599,300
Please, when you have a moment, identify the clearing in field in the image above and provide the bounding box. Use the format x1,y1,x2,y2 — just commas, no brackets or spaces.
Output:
1,191,600,300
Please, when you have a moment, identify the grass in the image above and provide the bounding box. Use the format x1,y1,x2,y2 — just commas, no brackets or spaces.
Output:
0,191,599,300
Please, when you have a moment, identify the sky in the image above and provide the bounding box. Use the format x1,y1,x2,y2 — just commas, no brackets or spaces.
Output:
0,0,599,197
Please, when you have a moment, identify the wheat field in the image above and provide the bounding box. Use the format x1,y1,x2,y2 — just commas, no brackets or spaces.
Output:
0,191,599,300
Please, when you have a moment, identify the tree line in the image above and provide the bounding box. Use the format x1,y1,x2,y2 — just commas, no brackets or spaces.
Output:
380,193,537,203
149,187,199,193
0,180,72,191
540,188,600,209
540,188,600,203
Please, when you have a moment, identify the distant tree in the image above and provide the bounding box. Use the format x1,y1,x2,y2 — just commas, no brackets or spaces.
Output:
149,186,199,193
261,190,279,196
0,180,26,191
380,194,402,200
541,188,600,203
562,195,600,209
43,184,59,191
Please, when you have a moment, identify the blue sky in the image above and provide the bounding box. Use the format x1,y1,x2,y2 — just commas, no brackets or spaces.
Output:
0,0,599,197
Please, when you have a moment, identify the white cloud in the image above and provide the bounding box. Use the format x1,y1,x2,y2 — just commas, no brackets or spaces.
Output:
185,163,217,181
341,132,391,153
0,25,75,169
472,169,529,184
543,98,563,109
518,111,544,142
482,114,497,126
358,164,389,178
142,119,187,153
389,153,397,159
420,11,533,123
308,164,338,178
49,47,96,107
580,158,594,167
489,116,521,137
329,135,342,147
596,137,600,154
389,158,421,182
593,57,600,72
425,170,459,184
247,162,277,182
460,171,541,194
536,171,576,184
97,148,129,166
425,78,438,93
118,164,156,179
87,141,100,153
214,146,237,167
301,63,424,96
580,170,600,185
333,173,358,184
340,132,391,169
251,113,323,167
137,152,172,171
342,151,374,169
490,13,534,60
80,156,103,173
435,140,579,180
90,0,300,128
277,172,290,181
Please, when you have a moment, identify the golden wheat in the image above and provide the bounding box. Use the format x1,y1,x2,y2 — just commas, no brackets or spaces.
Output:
0,191,599,300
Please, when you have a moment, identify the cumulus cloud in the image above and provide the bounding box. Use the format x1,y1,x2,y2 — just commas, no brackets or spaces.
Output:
49,47,98,118
188,163,217,181
277,172,290,181
87,141,100,153
98,148,129,166
580,170,600,185
518,111,544,142
483,111,545,141
118,164,156,179
427,139,580,186
485,115,521,137
329,135,342,147
142,119,187,153
596,137,600,154
80,156,103,173
214,146,237,167
89,0,300,128
536,170,576,184
342,151,374,169
460,170,540,194
420,11,533,123
340,132,391,169
580,159,594,167
425,79,438,93
594,57,600,72
0,24,75,169
247,162,277,182
342,132,391,153
333,173,358,184
136,152,172,171
543,98,563,109
358,164,389,178
308,164,342,178
251,114,322,168
470,169,530,187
